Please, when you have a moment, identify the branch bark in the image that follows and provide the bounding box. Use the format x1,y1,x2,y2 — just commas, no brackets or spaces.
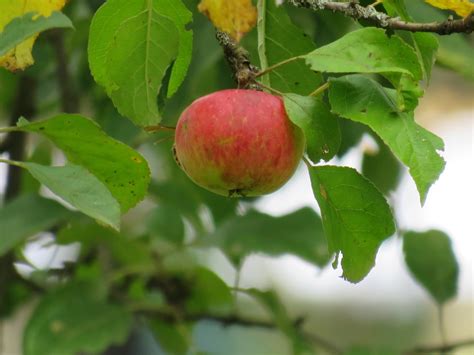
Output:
288,0,474,35
215,30,260,90
406,338,474,354
48,29,78,113
0,75,37,316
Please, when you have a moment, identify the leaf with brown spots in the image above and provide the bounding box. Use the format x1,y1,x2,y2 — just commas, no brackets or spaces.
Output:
0,0,69,71
16,114,150,212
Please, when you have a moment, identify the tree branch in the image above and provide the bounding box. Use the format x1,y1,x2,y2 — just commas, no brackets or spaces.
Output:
215,30,260,90
406,338,474,354
0,75,37,316
199,314,342,354
135,303,342,354
48,29,78,113
287,0,474,35
3,75,36,200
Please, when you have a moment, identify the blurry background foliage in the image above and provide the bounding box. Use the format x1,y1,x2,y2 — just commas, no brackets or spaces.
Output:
0,0,473,354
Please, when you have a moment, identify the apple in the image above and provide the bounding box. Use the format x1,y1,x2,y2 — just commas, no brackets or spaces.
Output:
174,89,305,197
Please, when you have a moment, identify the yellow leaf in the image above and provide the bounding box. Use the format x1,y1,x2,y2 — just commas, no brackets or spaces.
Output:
425,0,474,17
0,0,67,71
198,0,257,42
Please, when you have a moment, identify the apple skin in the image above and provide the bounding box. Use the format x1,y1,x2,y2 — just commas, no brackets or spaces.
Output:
174,89,305,197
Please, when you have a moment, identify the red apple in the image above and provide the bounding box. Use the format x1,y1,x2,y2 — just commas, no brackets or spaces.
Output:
174,89,305,197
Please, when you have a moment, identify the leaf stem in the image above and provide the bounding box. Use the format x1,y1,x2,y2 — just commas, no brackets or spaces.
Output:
0,126,18,134
437,305,448,347
309,82,330,97
257,0,270,86
302,156,314,168
255,56,303,78
0,158,25,168
256,81,284,96
143,124,176,133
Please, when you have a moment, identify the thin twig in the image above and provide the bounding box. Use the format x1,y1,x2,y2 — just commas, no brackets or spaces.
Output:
406,339,474,354
48,29,78,113
257,0,270,86
255,56,303,78
256,81,284,96
309,82,330,97
134,304,341,354
287,0,474,35
198,315,342,354
143,124,176,133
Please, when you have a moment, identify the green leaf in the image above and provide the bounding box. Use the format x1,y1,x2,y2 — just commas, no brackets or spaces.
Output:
248,289,312,354
88,0,192,126
0,280,31,318
382,0,411,20
150,174,238,227
0,11,73,56
258,0,322,94
23,163,121,231
410,32,438,82
18,114,150,212
147,205,185,244
328,75,445,204
57,221,155,268
20,141,52,193
381,2,438,105
283,94,340,163
163,0,193,98
209,208,330,268
186,267,233,316
308,166,395,283
23,282,132,355
403,230,459,304
0,194,71,257
106,9,178,126
337,119,366,157
405,0,474,80
150,320,189,355
436,34,474,81
362,138,402,195
384,73,424,112
303,28,422,80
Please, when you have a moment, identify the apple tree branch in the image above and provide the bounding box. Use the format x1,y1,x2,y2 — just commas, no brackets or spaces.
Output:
287,0,474,35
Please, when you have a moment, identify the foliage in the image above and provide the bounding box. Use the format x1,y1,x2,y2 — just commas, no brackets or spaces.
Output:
424,0,474,17
198,0,257,41
0,0,68,70
0,0,471,353
403,230,459,304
